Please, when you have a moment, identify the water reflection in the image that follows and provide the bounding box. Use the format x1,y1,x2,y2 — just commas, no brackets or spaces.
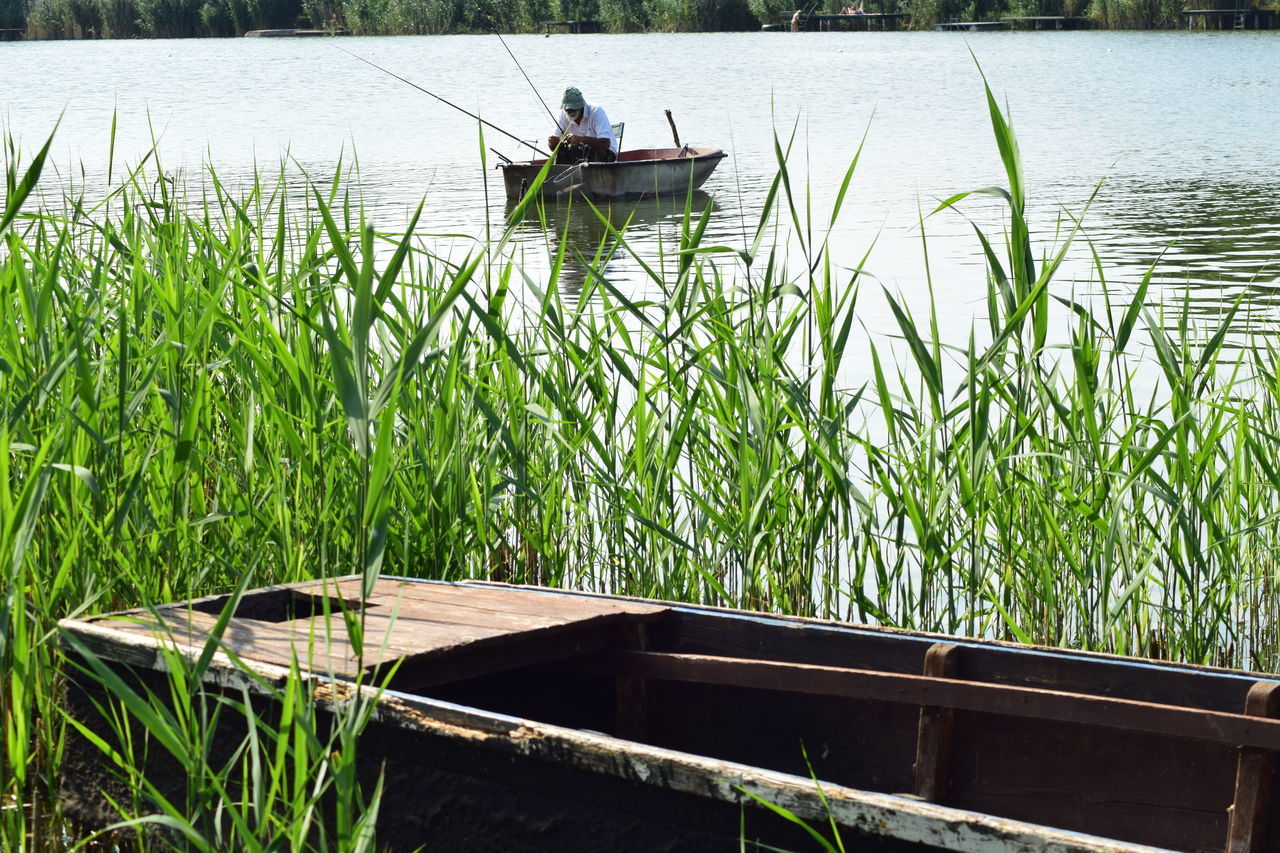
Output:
1085,176,1280,323
504,191,718,297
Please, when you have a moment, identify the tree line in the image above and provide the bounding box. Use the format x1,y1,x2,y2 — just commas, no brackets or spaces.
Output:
0,0,1252,43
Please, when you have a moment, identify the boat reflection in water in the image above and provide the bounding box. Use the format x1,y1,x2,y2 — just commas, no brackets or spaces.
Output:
504,190,717,297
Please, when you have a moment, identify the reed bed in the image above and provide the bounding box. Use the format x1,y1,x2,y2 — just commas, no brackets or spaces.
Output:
3,84,1280,848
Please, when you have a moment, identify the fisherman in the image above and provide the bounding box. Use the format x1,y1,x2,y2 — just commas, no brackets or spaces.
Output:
547,87,618,164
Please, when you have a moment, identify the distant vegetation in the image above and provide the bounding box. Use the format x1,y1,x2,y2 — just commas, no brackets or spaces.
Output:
0,0,1265,38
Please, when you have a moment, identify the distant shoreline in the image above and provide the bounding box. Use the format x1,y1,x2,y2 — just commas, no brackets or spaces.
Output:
7,1,1276,42
5,23,1276,40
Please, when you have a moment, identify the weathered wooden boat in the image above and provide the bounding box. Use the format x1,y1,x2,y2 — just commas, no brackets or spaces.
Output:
500,146,727,200
59,577,1280,852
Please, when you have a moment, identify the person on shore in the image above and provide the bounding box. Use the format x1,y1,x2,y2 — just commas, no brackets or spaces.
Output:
548,87,618,164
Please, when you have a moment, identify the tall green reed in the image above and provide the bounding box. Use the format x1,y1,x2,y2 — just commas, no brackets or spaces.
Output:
62,598,386,852
4,71,1280,847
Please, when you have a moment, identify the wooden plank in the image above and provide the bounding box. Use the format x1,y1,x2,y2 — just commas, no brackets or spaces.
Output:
78,577,352,623
94,606,550,675
351,605,571,642
98,610,372,676
97,605,666,689
218,584,577,632
652,609,930,674
912,643,958,803
379,580,668,618
585,650,1280,752
657,608,1260,713
335,587,669,682
1226,681,1280,853
179,579,663,645
83,577,666,632
82,578,672,686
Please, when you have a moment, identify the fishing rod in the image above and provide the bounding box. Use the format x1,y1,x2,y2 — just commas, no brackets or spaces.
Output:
333,45,550,158
492,29,559,128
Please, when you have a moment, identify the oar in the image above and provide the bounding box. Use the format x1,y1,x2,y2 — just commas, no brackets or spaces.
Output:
664,109,691,157
664,109,681,147
334,45,551,158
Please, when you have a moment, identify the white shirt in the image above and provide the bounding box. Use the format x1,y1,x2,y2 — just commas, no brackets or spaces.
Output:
556,103,618,154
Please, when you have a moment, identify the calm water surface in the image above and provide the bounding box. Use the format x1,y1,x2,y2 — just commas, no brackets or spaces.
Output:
4,31,1279,342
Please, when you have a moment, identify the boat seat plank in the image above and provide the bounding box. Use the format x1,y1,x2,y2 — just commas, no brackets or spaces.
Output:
657,608,1262,713
585,650,1280,753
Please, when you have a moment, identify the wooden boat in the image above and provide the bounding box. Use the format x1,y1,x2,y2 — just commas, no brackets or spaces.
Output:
59,577,1280,852
499,146,727,200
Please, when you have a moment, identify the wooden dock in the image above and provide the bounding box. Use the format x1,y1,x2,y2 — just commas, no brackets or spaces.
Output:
1181,8,1276,28
58,576,1280,852
1002,15,1090,28
779,11,912,30
934,19,1010,29
540,19,603,33
778,10,911,29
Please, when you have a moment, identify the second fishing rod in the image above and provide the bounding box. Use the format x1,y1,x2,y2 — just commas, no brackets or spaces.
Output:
334,44,553,158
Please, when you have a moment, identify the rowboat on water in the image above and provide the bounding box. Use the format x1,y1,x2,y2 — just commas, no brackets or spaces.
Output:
500,146,727,200
59,577,1280,852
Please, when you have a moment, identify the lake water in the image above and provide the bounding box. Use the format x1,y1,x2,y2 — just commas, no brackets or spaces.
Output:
3,30,1279,344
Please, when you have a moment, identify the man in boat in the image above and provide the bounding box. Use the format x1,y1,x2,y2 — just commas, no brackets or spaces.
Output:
547,87,618,165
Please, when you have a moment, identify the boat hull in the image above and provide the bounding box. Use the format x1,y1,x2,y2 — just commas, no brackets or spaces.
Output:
500,147,727,200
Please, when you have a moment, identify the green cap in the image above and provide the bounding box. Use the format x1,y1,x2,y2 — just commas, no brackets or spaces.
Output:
561,87,586,110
